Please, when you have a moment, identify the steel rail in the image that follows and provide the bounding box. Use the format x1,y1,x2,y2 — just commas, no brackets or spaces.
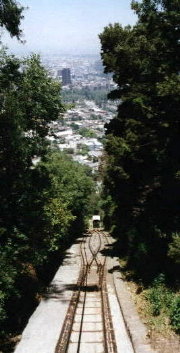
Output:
55,236,87,353
76,266,88,353
88,229,102,270
76,230,103,353
55,230,118,353
102,231,136,353
76,232,89,353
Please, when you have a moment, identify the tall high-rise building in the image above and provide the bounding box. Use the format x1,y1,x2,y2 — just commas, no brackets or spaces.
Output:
61,68,71,85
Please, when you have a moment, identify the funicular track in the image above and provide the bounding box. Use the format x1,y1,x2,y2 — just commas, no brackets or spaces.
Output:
55,230,117,353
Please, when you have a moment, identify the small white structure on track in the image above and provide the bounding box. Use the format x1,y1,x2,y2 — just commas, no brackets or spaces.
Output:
92,215,101,228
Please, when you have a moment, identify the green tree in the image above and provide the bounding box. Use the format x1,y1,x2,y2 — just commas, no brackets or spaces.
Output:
79,127,97,138
0,0,24,38
33,150,94,251
0,52,64,236
0,51,65,332
100,0,180,279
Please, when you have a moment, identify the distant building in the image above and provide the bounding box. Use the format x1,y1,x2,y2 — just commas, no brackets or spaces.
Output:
61,68,71,85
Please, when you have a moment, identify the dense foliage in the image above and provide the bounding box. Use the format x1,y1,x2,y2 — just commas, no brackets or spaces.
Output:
0,6,95,340
0,0,24,38
100,0,180,283
62,87,108,107
78,127,97,138
0,51,94,337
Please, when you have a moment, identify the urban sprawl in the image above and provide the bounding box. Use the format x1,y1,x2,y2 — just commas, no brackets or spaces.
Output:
42,55,117,172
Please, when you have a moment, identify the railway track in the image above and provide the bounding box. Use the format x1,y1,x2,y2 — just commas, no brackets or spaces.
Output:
55,230,117,353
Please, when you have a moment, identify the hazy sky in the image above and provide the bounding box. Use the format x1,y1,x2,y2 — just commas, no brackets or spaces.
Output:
2,0,137,55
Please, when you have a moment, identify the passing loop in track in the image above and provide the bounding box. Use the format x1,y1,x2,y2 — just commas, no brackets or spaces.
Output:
55,230,117,353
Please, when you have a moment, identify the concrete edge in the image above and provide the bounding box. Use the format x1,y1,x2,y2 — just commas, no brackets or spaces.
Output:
14,241,82,353
112,257,156,353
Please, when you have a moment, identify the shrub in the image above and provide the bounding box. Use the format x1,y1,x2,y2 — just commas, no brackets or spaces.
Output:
169,296,180,333
146,274,173,316
168,233,180,264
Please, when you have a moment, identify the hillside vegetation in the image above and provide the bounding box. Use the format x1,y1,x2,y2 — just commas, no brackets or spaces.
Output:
100,0,180,334
0,50,94,343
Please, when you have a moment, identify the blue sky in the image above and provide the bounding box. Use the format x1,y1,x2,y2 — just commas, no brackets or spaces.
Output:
3,0,137,55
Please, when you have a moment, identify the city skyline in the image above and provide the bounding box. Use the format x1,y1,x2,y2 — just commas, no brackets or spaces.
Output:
2,0,137,56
